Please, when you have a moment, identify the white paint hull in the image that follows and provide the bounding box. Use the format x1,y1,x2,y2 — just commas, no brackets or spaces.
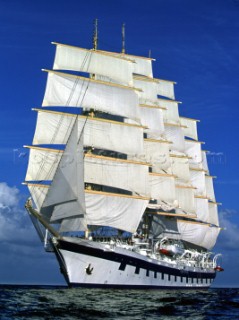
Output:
52,237,216,289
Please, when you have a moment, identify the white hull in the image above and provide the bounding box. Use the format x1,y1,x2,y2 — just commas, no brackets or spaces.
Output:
52,237,216,289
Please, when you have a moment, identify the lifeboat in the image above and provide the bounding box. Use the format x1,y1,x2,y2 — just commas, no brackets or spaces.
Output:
159,248,173,256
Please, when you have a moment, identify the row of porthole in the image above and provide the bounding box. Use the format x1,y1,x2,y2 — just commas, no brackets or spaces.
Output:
135,269,213,284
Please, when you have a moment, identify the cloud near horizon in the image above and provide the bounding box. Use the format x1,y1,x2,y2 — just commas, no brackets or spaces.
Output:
216,209,239,251
0,182,38,246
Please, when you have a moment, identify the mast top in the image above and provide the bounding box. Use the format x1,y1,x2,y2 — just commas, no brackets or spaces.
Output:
122,23,126,54
93,18,98,50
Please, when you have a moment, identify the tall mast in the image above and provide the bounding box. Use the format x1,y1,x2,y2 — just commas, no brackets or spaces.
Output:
122,23,126,54
91,18,98,80
93,18,98,50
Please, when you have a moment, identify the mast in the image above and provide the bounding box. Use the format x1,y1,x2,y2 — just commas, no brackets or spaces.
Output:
93,18,98,50
122,23,126,54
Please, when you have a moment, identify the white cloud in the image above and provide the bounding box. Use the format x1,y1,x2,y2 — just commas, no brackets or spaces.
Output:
0,182,19,207
217,209,239,251
0,182,64,284
0,182,37,244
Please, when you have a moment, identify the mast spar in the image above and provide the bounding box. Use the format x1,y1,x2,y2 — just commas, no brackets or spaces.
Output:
122,23,126,54
93,18,98,50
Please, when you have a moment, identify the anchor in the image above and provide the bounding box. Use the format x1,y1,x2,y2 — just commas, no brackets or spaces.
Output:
85,263,94,275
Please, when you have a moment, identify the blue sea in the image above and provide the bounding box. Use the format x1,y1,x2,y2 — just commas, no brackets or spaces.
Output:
0,285,239,319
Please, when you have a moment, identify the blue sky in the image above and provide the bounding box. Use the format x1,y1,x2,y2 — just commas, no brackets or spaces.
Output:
0,0,239,287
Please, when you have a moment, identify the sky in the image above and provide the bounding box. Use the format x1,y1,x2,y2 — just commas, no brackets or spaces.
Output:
0,0,239,287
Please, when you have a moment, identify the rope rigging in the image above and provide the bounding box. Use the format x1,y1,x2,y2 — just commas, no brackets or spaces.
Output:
30,47,94,208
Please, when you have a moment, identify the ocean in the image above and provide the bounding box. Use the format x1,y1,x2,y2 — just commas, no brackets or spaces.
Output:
0,285,238,319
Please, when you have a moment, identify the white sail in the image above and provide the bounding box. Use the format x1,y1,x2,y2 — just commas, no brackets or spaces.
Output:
27,184,48,212
84,156,149,196
157,79,175,100
88,50,154,78
27,183,149,233
134,78,158,104
190,169,206,196
185,140,203,168
199,226,220,250
84,192,148,233
153,215,218,250
25,145,149,198
59,213,86,232
53,43,134,86
180,117,198,141
164,126,185,152
42,120,86,221
202,150,209,172
195,198,209,222
139,106,164,134
171,156,190,182
42,71,140,123
208,202,219,226
162,101,180,125
33,110,144,155
25,147,62,181
175,186,195,213
143,139,171,172
177,220,207,247
130,56,153,77
205,176,216,201
149,174,176,204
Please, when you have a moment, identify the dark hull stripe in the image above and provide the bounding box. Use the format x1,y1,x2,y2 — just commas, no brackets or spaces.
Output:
57,239,216,280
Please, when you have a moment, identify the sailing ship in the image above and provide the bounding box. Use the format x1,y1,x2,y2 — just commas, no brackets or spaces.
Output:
24,22,223,288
